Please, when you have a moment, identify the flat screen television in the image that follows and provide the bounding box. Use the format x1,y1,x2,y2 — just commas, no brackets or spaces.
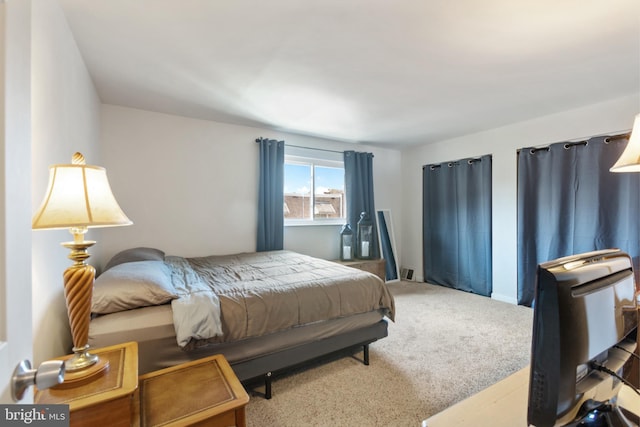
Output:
527,249,639,427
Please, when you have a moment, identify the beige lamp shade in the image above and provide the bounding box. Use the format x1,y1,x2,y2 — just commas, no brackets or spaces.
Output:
32,153,132,230
610,113,640,173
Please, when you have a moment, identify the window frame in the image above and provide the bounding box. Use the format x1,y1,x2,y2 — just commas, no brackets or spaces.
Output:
284,153,346,226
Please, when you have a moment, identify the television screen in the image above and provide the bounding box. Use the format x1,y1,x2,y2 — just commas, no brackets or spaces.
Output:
527,249,638,427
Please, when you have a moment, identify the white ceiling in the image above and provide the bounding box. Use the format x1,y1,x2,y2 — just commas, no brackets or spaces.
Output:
58,0,640,147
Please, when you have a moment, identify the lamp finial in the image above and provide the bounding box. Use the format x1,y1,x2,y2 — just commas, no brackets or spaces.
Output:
72,152,86,165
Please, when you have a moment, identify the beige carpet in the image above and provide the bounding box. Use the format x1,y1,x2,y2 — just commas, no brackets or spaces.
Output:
244,281,533,426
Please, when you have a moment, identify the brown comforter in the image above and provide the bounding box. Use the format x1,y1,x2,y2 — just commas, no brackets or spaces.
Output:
166,250,395,349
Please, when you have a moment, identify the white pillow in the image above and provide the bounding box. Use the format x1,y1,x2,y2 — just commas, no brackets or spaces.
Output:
92,260,177,314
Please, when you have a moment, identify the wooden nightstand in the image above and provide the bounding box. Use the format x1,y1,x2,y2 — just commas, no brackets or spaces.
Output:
35,341,138,427
137,354,249,427
336,258,386,282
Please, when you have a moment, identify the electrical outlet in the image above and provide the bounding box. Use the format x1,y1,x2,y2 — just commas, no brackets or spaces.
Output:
400,268,414,281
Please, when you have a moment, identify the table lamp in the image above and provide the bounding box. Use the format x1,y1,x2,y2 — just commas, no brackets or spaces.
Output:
32,152,132,376
610,113,640,298
610,113,640,172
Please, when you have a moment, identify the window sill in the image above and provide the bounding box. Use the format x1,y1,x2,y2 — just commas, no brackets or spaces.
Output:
285,220,345,227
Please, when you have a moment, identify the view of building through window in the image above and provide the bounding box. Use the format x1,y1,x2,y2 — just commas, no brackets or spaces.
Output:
284,160,345,221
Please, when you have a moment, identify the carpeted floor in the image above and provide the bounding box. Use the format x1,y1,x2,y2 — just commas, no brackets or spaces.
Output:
245,280,534,426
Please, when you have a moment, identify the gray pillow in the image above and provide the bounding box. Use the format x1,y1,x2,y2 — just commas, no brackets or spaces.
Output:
92,260,176,314
103,247,165,272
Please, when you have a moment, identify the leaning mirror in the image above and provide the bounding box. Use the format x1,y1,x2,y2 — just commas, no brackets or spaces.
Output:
376,209,400,282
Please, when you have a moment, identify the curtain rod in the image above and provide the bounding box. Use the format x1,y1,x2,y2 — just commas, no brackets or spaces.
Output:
423,157,483,170
287,144,375,157
517,130,631,154
255,139,368,155
286,143,344,154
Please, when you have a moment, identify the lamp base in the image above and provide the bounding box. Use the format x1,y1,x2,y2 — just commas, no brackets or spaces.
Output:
65,344,99,372
55,352,109,389
60,234,99,379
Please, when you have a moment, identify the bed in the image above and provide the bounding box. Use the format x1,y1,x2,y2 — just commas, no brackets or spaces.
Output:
88,248,395,398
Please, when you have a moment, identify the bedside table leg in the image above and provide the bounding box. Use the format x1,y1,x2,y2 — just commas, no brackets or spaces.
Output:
363,344,369,365
265,372,272,399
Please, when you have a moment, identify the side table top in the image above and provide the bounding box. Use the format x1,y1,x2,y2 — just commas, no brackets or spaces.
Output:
138,353,249,427
35,341,138,410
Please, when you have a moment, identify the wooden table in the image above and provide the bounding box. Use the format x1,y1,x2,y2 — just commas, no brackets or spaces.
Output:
35,341,138,427
422,366,640,427
335,258,386,282
137,354,249,427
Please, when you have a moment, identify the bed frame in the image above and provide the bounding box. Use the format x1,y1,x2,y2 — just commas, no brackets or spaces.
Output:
232,319,388,399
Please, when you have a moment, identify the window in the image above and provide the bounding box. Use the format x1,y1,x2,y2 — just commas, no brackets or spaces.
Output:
284,154,345,225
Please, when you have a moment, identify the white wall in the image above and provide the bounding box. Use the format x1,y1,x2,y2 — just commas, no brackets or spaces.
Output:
401,94,640,303
31,0,101,363
99,105,403,265
1,0,34,403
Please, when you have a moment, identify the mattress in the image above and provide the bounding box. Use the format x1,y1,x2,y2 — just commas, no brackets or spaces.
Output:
89,304,387,374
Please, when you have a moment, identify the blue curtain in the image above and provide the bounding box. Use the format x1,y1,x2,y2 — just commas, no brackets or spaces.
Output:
517,135,640,306
344,151,379,259
423,155,492,296
257,138,284,252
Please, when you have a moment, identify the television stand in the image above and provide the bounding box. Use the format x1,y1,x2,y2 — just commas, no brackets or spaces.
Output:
566,402,637,427
422,367,640,427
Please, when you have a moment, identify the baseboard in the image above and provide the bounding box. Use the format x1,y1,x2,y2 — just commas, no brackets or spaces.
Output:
491,292,518,305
